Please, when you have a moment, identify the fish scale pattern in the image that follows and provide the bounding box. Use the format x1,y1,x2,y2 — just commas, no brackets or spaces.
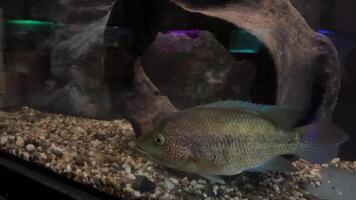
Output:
186,108,299,175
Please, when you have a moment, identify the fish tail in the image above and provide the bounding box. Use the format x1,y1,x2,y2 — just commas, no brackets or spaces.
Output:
295,119,348,164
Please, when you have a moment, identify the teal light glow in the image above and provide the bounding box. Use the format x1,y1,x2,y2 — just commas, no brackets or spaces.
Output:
229,49,258,54
229,30,262,54
6,19,56,27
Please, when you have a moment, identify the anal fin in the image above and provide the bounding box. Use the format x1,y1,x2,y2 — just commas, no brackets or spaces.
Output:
247,156,297,173
198,173,226,184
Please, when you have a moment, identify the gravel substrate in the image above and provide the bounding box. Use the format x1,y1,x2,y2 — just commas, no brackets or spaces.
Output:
0,107,355,200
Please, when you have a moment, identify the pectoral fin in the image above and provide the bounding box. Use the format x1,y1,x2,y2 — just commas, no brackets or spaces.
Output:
187,154,222,174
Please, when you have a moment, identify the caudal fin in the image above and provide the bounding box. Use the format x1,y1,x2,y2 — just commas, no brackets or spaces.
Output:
295,120,348,164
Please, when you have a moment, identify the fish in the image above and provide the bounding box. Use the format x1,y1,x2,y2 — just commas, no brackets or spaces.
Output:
135,100,348,184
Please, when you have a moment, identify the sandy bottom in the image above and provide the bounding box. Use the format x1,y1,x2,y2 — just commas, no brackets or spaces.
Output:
0,107,355,200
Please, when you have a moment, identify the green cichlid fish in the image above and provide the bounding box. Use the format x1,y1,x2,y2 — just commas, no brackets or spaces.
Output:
136,100,348,183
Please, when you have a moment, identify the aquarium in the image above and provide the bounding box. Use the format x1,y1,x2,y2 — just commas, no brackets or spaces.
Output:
0,0,356,200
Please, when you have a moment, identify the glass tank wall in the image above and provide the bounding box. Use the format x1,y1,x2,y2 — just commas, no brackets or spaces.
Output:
0,0,356,200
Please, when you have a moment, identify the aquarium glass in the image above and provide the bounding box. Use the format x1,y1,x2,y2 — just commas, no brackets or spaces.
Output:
0,1,356,200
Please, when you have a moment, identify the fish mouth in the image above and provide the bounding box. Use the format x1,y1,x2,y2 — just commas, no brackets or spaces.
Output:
133,143,147,155
134,143,154,159
134,144,177,170
133,143,160,163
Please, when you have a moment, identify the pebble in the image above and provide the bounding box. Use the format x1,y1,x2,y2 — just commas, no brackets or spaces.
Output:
273,184,280,193
8,135,15,141
111,163,120,169
149,193,157,199
0,136,8,145
122,163,132,174
132,191,141,198
128,141,136,149
106,176,118,186
23,152,30,161
93,133,106,141
127,173,136,180
40,153,48,161
197,179,207,184
74,126,86,135
163,180,175,191
212,185,219,196
66,164,72,173
39,135,46,140
243,183,255,191
132,176,156,193
192,183,204,190
74,156,86,166
101,167,109,173
181,177,190,186
63,152,77,162
26,144,36,152
331,158,340,164
159,193,170,200
90,140,102,148
337,189,343,196
315,181,321,187
321,163,329,168
169,178,179,185
272,176,284,183
52,147,64,157
124,183,133,192
136,169,144,176
31,152,41,160
16,136,25,147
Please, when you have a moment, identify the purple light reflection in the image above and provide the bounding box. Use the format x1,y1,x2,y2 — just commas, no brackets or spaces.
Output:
164,30,202,39
317,29,335,36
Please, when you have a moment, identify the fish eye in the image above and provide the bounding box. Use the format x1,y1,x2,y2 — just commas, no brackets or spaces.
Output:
154,134,165,146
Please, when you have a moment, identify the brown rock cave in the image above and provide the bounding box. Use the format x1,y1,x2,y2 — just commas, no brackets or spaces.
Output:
104,0,341,137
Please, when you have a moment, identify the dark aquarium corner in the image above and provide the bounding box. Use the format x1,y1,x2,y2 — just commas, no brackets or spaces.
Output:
0,0,356,200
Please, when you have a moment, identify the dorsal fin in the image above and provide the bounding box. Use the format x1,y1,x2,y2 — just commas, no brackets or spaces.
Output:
197,100,303,129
